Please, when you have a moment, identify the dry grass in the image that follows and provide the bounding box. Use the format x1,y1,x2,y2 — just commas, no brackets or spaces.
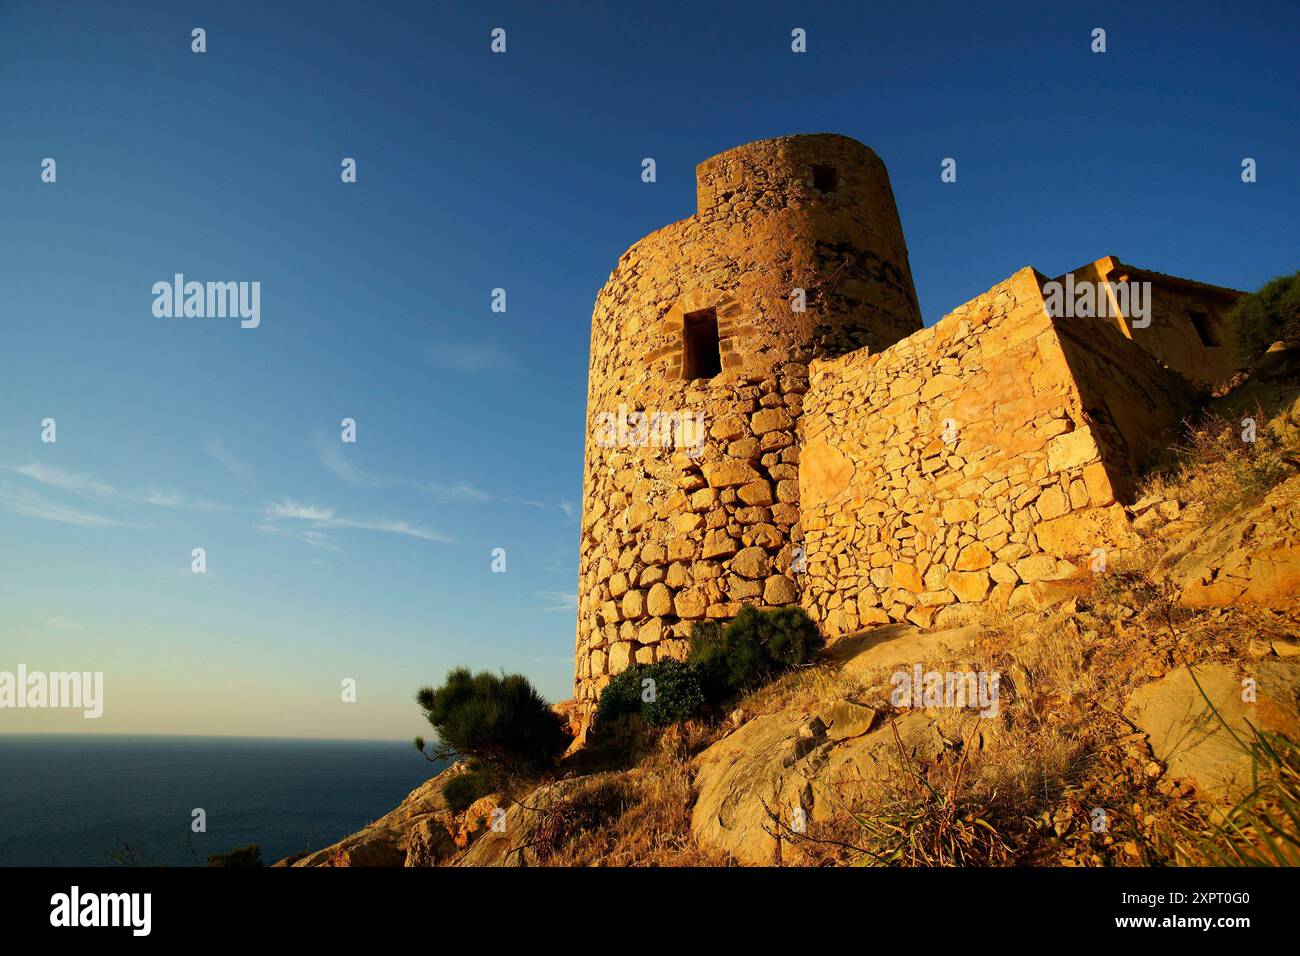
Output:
536,735,729,867
1171,729,1300,865
777,561,1276,867
739,660,869,718
756,610,1102,866
1139,408,1293,520
1013,611,1097,700
845,719,1018,866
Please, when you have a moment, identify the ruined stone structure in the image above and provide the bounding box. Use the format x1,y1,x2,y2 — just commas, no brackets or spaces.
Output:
574,133,1242,707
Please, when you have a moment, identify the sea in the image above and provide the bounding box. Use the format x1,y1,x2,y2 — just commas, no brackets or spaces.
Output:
0,734,445,867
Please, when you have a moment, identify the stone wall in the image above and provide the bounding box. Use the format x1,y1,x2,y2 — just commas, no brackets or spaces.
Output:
1130,275,1241,389
1052,290,1204,501
1056,256,1242,389
573,134,922,706
798,266,1196,637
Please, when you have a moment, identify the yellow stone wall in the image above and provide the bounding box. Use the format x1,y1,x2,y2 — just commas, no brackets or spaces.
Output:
798,266,1196,636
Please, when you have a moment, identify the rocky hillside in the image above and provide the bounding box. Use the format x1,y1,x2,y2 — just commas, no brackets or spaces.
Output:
279,346,1300,867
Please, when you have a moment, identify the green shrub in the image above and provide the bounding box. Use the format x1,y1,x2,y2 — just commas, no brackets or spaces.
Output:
684,619,731,701
414,668,566,772
442,766,497,812
593,663,645,725
688,605,824,698
759,606,826,668
595,659,705,728
1231,271,1300,366
592,607,826,729
207,844,262,867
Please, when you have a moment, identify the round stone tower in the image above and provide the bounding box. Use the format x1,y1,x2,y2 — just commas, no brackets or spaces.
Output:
574,133,922,709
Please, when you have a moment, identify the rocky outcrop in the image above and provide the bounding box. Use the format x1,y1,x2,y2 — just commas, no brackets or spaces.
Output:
823,622,981,680
690,623,979,864
1159,475,1300,608
278,763,469,867
453,778,582,867
690,705,951,865
690,712,825,865
1124,660,1300,802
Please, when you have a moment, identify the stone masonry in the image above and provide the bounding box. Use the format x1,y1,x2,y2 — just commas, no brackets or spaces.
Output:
574,133,1242,710
799,266,1199,636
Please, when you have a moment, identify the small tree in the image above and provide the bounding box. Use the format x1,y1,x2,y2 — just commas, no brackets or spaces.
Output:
207,844,262,867
414,668,566,774
1230,271,1300,366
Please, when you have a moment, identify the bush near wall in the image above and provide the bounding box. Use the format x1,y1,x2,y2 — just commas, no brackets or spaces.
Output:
1232,271,1300,365
595,659,705,728
442,765,499,812
689,604,824,697
595,605,824,728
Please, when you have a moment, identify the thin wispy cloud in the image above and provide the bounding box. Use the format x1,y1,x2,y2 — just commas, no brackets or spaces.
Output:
264,498,453,543
11,462,232,512
13,462,115,498
534,591,578,613
204,438,254,483
315,437,542,507
299,530,342,552
424,341,514,373
317,442,377,486
259,522,338,551
0,480,123,528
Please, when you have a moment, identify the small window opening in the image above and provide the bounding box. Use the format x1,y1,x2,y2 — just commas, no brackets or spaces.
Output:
1187,308,1219,347
683,308,722,380
812,164,838,193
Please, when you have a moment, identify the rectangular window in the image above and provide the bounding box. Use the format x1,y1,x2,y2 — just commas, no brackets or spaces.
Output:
683,309,722,380
1187,308,1219,347
812,164,838,193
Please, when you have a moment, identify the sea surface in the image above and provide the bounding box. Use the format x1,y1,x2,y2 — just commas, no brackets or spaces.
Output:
0,734,444,867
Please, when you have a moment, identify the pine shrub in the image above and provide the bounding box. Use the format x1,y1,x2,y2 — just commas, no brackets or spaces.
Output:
415,668,566,772
688,604,824,698
595,659,705,728
1231,271,1300,366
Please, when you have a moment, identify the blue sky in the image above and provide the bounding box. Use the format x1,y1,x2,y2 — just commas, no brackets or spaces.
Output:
1,1,1296,739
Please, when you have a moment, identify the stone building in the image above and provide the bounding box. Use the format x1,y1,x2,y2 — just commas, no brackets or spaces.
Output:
573,133,1242,707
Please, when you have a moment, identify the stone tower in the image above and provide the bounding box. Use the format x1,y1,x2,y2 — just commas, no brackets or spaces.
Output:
573,133,923,708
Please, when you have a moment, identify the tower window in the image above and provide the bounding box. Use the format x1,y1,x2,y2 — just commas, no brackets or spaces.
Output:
682,308,722,380
812,164,838,193
1187,308,1219,347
